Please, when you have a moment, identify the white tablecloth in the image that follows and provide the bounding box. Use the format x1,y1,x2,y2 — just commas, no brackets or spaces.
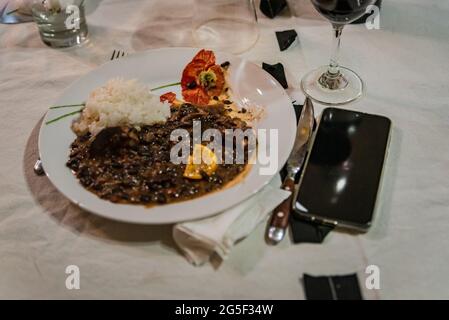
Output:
1,0,449,299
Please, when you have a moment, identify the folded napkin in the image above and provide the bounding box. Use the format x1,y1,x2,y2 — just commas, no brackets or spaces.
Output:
173,175,291,266
303,273,363,300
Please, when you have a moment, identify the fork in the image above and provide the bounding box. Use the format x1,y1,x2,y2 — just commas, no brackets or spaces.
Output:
34,49,129,176
110,49,127,60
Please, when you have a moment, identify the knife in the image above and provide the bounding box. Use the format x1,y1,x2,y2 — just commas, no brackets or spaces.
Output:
266,97,315,244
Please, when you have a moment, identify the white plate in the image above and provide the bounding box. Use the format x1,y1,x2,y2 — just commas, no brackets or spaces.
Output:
38,48,296,224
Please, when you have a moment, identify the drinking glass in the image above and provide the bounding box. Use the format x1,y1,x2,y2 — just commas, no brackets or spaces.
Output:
31,0,88,48
192,0,259,54
301,0,377,105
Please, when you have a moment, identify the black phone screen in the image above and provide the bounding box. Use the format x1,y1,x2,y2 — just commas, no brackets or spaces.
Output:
294,108,391,229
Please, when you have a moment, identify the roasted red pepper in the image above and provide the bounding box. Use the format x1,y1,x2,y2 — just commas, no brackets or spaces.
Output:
160,92,177,103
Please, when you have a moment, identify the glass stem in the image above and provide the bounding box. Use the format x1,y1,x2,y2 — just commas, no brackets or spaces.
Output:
328,24,344,75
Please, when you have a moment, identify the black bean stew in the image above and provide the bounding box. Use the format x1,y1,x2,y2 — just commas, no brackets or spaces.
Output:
67,103,251,205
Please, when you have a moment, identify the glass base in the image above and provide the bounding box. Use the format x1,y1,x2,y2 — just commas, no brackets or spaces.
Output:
301,66,364,106
32,1,89,49
39,28,88,48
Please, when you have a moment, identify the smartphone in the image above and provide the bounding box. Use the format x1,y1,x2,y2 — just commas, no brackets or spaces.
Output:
293,107,392,232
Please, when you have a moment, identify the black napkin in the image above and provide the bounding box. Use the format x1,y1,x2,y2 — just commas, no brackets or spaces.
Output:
260,0,287,19
262,62,288,89
276,29,298,51
290,217,334,243
302,274,363,300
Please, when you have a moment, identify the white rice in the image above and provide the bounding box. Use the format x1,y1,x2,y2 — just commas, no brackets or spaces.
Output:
72,78,171,135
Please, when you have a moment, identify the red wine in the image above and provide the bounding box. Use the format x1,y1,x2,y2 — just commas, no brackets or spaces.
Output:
311,0,377,25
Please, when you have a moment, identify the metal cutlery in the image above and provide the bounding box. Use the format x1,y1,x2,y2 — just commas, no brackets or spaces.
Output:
33,158,45,176
266,97,315,244
110,50,127,60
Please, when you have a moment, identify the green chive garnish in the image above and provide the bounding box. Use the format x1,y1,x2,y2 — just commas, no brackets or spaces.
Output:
150,82,181,91
50,103,85,109
45,109,84,125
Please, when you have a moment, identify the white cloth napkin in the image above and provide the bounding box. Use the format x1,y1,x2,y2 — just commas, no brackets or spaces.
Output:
173,175,291,266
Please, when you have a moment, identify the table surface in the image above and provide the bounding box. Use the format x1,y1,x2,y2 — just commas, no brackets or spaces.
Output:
1,0,448,299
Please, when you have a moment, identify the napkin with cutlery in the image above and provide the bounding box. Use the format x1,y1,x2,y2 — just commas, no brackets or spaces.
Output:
173,175,291,266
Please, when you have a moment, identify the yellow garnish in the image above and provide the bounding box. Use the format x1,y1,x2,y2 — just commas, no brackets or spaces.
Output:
199,70,217,89
183,144,218,180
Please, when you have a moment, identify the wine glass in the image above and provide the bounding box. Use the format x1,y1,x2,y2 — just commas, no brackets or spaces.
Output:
192,0,259,54
301,0,377,105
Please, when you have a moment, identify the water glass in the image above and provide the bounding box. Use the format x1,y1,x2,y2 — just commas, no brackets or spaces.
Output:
31,0,88,48
192,0,259,54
